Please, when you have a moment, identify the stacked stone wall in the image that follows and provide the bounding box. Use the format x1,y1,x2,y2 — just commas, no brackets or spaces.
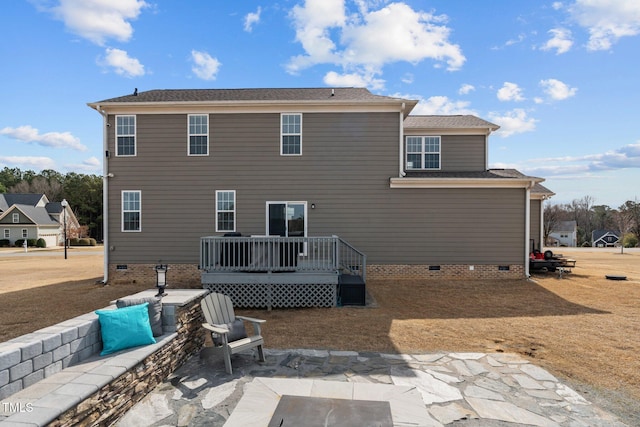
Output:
50,300,205,426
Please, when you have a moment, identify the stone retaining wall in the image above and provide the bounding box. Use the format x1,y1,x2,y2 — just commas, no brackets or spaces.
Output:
0,290,207,426
52,297,205,426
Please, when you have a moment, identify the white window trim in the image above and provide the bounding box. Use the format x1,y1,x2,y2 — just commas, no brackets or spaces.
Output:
216,190,236,233
4,229,9,238
121,190,142,232
115,115,136,157
22,229,28,238
187,114,209,156
12,213,19,223
280,113,302,156
406,135,441,171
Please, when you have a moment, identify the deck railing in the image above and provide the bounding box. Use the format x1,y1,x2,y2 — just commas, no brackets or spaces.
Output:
200,235,366,281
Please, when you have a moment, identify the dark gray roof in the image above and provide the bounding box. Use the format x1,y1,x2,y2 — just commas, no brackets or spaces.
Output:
91,87,413,104
6,204,58,226
404,115,499,130
592,230,620,241
404,169,537,180
0,194,45,209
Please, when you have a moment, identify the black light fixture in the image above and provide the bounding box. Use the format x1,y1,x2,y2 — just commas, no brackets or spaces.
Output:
154,262,168,297
61,199,68,260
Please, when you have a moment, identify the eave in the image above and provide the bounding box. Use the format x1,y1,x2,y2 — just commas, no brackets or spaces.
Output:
87,99,419,117
389,177,543,189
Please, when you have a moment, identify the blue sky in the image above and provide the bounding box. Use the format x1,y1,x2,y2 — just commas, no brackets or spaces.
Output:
1,0,639,208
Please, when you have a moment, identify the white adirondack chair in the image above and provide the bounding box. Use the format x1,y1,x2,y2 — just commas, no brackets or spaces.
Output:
201,292,266,374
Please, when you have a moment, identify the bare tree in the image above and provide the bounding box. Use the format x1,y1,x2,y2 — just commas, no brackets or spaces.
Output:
612,208,634,253
543,203,564,245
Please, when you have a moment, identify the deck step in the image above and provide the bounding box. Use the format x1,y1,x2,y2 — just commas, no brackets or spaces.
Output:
338,274,366,306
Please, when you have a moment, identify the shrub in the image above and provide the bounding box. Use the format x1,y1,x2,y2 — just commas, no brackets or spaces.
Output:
14,239,25,247
89,238,97,246
27,239,37,247
622,233,638,248
36,238,46,248
0,239,10,247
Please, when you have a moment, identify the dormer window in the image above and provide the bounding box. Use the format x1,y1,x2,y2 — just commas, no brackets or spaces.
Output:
406,136,440,170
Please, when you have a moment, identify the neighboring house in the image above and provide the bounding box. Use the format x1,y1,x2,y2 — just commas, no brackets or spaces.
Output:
0,194,79,248
592,230,620,247
548,220,577,247
88,88,553,296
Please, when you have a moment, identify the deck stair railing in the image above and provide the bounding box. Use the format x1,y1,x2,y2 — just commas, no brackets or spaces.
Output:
200,235,366,281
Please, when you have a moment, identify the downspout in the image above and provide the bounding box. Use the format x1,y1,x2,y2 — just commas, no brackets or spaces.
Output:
399,104,406,177
524,180,535,278
539,197,546,252
97,105,109,284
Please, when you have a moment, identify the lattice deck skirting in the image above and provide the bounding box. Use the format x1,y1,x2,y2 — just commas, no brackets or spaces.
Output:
203,283,337,308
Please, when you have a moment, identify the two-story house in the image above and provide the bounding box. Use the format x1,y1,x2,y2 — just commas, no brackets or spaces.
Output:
0,194,79,248
88,88,552,307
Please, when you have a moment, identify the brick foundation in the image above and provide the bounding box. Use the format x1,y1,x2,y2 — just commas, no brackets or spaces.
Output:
108,263,201,288
367,264,525,280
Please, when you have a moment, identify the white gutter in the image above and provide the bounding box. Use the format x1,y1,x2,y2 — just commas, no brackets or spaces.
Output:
96,105,109,284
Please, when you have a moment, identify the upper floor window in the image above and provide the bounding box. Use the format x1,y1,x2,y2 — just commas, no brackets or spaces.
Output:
281,113,302,155
406,136,441,170
188,114,209,156
12,213,19,223
122,190,141,232
116,115,136,156
216,190,236,232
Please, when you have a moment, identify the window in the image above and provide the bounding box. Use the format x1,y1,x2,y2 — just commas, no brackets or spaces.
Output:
22,229,27,238
406,136,441,170
216,190,236,232
188,114,209,155
122,191,141,232
266,202,306,237
3,229,9,239
12,213,19,223
281,113,302,155
116,115,136,156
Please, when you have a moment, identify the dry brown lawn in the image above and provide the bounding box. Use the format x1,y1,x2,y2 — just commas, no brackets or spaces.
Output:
0,246,638,423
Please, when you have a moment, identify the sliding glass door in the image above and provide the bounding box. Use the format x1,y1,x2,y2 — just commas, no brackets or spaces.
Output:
266,202,306,237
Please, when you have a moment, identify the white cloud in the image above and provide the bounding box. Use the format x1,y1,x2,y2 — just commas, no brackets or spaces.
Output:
458,84,475,95
101,48,145,77
539,78,577,100
244,7,261,32
0,156,56,170
405,95,477,116
497,82,525,102
65,156,101,172
500,141,640,177
541,28,573,54
0,125,87,151
552,2,564,10
569,0,640,51
488,109,537,137
46,0,148,46
323,70,385,90
287,1,465,89
191,50,221,80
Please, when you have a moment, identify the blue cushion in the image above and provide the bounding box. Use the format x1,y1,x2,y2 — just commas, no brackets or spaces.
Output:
95,303,156,356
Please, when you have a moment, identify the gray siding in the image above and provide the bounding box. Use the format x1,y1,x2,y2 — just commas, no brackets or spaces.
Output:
441,135,486,172
106,112,524,266
530,199,542,251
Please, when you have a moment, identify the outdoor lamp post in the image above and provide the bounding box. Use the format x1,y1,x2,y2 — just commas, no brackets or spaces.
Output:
61,199,68,260
154,263,168,297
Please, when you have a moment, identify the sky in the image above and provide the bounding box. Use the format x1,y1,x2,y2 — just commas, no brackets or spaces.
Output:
1,0,639,208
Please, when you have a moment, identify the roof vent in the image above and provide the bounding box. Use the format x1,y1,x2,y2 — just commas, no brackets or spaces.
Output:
331,89,335,96
133,88,138,96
